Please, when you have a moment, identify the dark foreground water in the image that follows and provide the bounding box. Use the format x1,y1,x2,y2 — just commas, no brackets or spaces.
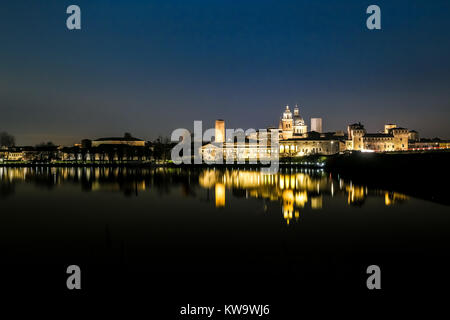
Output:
0,166,449,304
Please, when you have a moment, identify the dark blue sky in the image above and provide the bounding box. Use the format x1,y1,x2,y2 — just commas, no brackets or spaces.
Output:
1,0,449,145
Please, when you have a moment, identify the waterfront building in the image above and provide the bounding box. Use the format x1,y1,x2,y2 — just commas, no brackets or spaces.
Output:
4,151,25,161
201,120,277,162
409,138,450,150
0,147,38,161
279,137,344,156
347,123,409,152
201,139,275,163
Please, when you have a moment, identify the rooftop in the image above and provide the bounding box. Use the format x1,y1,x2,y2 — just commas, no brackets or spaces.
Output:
94,137,144,142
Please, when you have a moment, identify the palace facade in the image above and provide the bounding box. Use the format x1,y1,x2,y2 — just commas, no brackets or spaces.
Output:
346,123,409,152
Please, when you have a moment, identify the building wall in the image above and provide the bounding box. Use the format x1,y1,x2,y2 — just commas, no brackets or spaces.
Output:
346,128,409,152
351,129,366,151
440,142,450,149
6,152,25,161
201,142,275,162
347,124,363,140
293,124,307,135
345,140,353,150
215,120,225,143
280,139,341,156
391,129,409,150
363,137,395,152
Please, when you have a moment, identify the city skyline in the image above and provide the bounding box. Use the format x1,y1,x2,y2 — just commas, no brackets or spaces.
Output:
1,0,450,146
0,105,442,147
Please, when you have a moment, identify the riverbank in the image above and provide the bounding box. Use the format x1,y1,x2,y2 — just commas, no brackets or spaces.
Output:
326,150,450,205
2,151,449,205
0,161,169,168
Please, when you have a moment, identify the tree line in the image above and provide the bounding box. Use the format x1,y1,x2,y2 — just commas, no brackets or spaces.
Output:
0,132,15,147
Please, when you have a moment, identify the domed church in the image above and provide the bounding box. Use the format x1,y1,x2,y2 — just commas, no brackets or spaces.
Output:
279,105,307,140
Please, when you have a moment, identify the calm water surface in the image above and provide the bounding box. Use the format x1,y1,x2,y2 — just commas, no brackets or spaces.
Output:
1,166,449,294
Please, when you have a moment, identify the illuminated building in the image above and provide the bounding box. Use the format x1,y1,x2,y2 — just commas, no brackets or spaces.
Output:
408,138,450,150
347,123,409,152
91,136,145,147
279,105,308,140
201,120,277,163
279,137,343,156
201,107,425,160
4,151,25,161
293,105,308,136
279,107,343,156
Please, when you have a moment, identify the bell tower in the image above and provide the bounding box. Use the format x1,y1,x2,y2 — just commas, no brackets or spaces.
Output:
281,105,293,140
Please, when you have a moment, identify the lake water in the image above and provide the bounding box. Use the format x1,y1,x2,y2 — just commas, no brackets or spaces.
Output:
0,166,449,297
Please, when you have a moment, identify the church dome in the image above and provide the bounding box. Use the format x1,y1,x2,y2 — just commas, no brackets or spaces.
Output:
293,105,305,126
294,117,305,126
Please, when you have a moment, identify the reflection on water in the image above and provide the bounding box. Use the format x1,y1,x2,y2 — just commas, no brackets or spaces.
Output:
0,167,411,225
199,169,409,224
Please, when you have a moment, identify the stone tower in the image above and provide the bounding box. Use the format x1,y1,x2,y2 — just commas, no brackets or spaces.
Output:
352,128,366,151
391,128,409,151
348,123,366,151
215,119,225,143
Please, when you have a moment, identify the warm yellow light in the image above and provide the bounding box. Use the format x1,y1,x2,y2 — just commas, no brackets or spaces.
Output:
215,183,226,208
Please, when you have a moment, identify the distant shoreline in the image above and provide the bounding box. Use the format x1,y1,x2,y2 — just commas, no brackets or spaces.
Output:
2,150,449,205
0,149,448,168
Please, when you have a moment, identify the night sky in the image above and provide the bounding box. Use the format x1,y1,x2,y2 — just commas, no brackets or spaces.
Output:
1,0,449,146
